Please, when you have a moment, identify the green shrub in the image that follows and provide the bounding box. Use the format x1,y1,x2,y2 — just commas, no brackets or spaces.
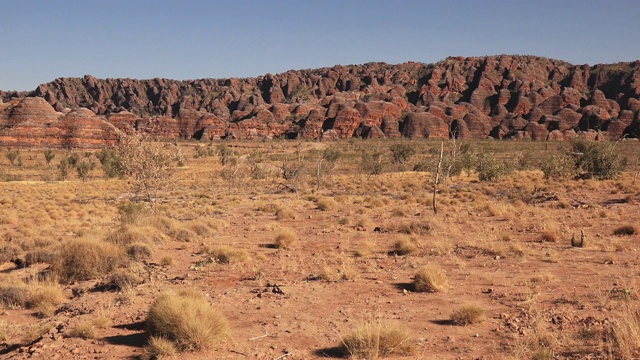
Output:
361,150,384,177
5,150,19,166
97,148,125,178
390,143,415,164
75,159,94,181
570,138,626,179
216,143,232,166
43,150,55,165
475,153,513,181
540,154,576,179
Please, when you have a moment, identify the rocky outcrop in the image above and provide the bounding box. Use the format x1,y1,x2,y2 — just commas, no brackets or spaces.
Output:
2,55,640,148
0,98,119,149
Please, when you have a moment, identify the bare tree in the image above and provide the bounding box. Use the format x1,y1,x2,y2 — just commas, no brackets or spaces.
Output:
118,134,174,205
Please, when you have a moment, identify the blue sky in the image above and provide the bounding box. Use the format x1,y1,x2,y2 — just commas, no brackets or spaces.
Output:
1,0,639,91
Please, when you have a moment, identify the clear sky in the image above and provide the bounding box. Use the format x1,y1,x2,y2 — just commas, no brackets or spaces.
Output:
1,0,639,91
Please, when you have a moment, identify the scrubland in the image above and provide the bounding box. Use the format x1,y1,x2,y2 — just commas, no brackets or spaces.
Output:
1,138,640,359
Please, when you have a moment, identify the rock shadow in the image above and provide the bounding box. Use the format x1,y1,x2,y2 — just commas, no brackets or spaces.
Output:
312,346,346,358
393,282,415,292
430,319,454,326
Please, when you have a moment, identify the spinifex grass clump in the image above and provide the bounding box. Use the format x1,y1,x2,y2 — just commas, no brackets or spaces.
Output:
414,265,448,293
145,290,229,352
341,321,414,359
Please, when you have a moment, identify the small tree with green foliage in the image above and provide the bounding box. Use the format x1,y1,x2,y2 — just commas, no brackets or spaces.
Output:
217,143,232,166
390,143,416,165
75,159,94,181
6,150,19,166
44,150,55,165
540,154,576,180
360,150,385,177
97,148,125,178
570,138,626,180
475,153,513,181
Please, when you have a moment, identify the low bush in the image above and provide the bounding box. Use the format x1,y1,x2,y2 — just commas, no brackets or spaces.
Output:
571,138,626,180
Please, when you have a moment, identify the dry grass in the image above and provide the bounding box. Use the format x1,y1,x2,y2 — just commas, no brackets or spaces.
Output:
274,228,298,250
19,321,52,345
126,242,153,261
0,286,29,309
608,303,640,358
160,255,174,266
341,321,414,359
108,268,145,290
613,224,637,236
52,238,128,283
354,240,375,258
275,205,296,220
68,321,97,339
450,305,486,326
385,221,432,235
414,265,448,293
26,281,65,318
207,246,249,264
145,290,229,351
144,336,178,359
316,197,338,211
392,236,418,255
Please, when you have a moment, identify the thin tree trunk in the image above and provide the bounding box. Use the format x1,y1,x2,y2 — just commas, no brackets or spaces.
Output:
433,142,444,215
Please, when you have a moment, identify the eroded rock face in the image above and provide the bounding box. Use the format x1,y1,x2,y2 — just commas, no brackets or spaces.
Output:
2,55,640,147
0,98,119,149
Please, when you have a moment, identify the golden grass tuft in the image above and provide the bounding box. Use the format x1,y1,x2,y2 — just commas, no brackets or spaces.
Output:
144,336,178,359
606,303,640,359
341,321,414,359
108,268,145,290
392,237,418,255
207,246,249,264
126,242,153,261
414,265,448,293
450,305,486,326
160,255,174,266
145,290,229,351
386,221,432,235
52,238,129,283
316,197,338,211
354,241,375,258
68,321,97,339
26,282,65,318
275,205,296,220
105,226,149,246
274,228,298,250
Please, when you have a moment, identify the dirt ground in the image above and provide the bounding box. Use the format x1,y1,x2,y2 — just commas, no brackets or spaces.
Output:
1,140,640,359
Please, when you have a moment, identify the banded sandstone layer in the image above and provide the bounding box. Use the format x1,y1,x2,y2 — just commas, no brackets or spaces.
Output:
2,55,640,148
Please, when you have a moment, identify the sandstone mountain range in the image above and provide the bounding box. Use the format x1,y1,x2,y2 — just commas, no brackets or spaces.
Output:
1,55,640,148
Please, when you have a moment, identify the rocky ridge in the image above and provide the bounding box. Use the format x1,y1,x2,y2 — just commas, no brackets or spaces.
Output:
2,55,640,148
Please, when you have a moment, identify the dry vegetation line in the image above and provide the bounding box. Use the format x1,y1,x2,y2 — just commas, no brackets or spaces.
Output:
1,137,640,358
